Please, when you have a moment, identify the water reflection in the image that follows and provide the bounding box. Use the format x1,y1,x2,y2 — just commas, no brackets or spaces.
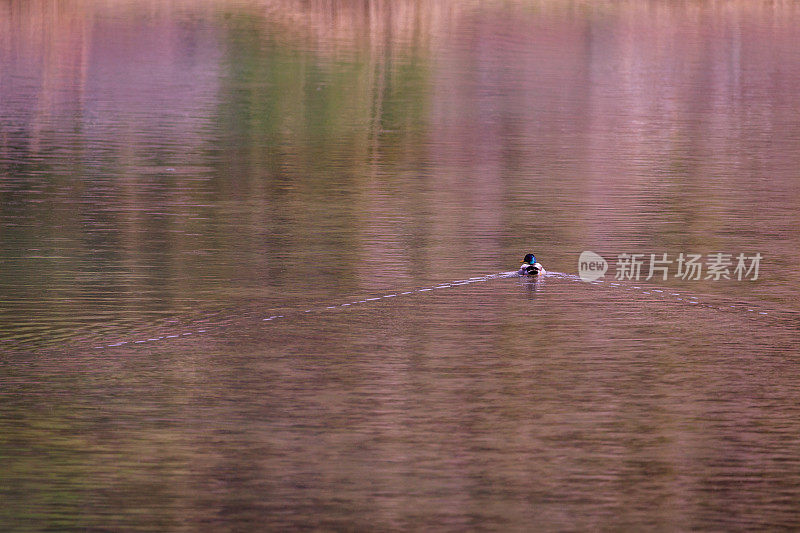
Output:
2,0,800,530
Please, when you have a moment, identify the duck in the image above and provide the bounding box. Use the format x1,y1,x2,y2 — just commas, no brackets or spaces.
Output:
518,253,546,276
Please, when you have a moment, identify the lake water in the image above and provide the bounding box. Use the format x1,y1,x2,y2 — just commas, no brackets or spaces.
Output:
2,1,800,530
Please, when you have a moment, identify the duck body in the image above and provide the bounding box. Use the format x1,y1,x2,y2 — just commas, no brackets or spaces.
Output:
518,253,546,276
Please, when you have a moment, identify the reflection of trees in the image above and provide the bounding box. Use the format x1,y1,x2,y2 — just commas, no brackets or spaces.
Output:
0,0,227,340
2,1,800,530
4,0,798,335
216,9,435,291
0,1,444,343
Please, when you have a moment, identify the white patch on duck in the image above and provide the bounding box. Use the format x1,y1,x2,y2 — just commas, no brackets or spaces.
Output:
518,262,546,276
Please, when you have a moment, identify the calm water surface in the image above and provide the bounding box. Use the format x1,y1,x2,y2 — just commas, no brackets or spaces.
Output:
2,1,800,530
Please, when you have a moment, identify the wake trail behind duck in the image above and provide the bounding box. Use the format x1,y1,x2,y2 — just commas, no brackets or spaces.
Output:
5,269,789,353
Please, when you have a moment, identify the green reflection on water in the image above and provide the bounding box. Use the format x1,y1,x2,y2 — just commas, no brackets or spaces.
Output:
1,7,438,346
2,1,800,530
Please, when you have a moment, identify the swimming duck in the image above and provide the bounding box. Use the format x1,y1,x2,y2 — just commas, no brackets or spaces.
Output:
518,253,546,276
